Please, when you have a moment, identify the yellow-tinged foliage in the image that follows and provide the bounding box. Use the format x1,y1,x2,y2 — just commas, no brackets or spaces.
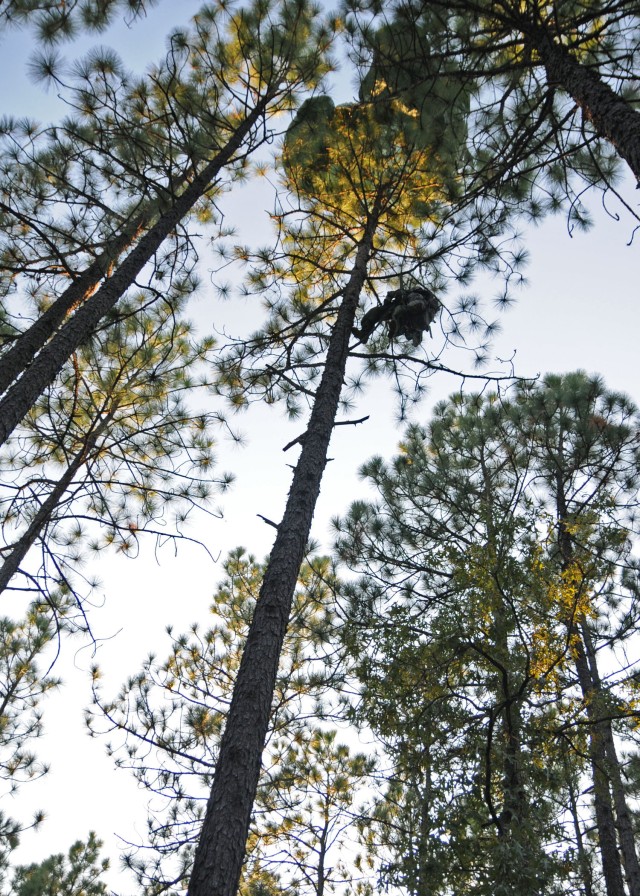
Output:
283,95,453,233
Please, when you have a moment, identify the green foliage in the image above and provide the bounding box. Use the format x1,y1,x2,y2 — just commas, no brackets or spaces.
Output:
333,371,640,894
0,597,79,891
282,24,470,215
0,811,21,890
88,549,370,894
216,19,523,420
358,17,471,171
0,299,232,600
0,597,74,793
0,1,159,43
10,832,108,896
261,728,375,896
347,0,639,226
283,36,470,209
0,0,335,310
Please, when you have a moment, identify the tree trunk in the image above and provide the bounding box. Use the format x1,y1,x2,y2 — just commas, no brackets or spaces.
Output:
563,743,596,896
533,27,640,183
0,215,146,396
581,622,640,896
574,639,627,896
0,412,111,596
556,488,627,896
187,225,376,896
0,96,272,448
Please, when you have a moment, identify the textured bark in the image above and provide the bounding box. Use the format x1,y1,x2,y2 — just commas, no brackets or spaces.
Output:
0,98,272,448
564,745,596,896
0,217,146,397
0,414,110,595
498,698,527,834
582,622,640,896
556,489,626,896
187,226,376,896
577,648,627,896
534,28,640,183
607,731,640,896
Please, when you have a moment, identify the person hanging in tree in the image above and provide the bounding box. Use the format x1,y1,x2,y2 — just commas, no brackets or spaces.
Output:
353,286,440,347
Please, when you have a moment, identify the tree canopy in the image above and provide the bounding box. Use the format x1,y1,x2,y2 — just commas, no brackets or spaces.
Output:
0,1,638,895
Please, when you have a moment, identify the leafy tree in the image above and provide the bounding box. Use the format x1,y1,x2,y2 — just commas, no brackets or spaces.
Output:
517,373,640,896
0,296,231,601
333,372,640,896
0,0,333,447
9,831,109,896
260,727,375,896
0,597,69,793
0,596,76,888
0,811,21,891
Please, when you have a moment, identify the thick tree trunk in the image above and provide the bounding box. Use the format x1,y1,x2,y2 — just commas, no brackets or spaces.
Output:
0,97,272,448
0,414,110,595
498,698,527,835
533,28,640,183
187,226,375,896
0,216,146,396
607,732,640,896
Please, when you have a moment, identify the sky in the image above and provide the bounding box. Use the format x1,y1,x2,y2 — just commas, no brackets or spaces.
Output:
1,2,639,892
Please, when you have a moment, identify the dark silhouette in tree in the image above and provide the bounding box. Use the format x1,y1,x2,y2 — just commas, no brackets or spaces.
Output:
187,44,525,894
348,0,640,209
188,221,379,896
353,286,440,346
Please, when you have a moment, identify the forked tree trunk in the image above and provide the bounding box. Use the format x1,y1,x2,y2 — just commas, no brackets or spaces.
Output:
187,224,376,896
533,27,640,183
0,96,274,448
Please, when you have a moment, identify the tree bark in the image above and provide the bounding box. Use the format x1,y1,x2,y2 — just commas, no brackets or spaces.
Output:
581,622,640,896
187,225,376,896
0,97,272,449
556,487,627,896
0,216,146,396
563,743,596,896
573,639,626,896
533,27,640,184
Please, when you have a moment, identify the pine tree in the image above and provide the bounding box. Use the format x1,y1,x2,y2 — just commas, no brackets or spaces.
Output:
0,0,333,446
347,0,640,215
0,595,73,883
0,296,231,600
181,25,535,887
333,372,640,895
0,0,158,42
10,832,109,896
87,550,367,894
